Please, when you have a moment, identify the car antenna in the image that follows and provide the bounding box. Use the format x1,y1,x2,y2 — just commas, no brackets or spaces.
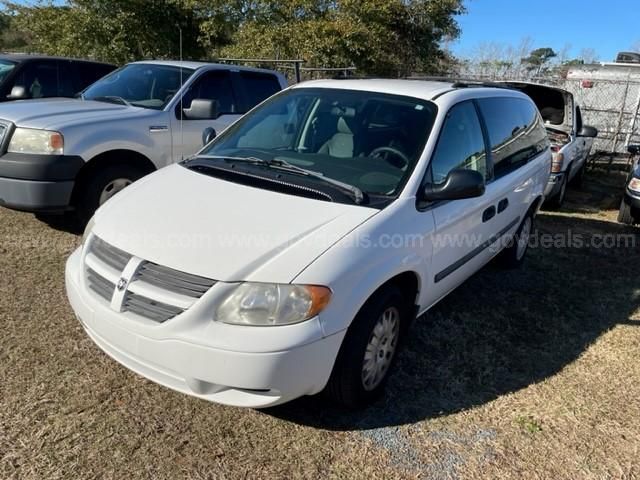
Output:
179,26,184,161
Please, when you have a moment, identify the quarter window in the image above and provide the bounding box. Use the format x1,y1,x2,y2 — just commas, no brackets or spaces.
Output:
477,97,549,179
429,101,487,185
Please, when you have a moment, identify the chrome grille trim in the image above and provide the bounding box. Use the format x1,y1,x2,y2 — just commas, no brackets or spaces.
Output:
123,292,184,323
135,262,216,298
86,267,115,302
83,235,216,323
89,236,131,271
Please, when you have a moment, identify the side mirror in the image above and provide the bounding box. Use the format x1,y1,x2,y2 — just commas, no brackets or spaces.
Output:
422,169,485,202
202,127,217,146
183,99,219,120
577,125,598,138
7,85,28,100
627,144,640,155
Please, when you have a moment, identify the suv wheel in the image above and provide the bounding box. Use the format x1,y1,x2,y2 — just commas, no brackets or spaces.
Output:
75,164,146,226
324,285,409,408
498,213,533,269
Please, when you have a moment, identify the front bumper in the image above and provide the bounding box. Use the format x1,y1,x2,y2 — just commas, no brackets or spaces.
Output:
0,153,84,212
544,172,564,198
65,249,344,408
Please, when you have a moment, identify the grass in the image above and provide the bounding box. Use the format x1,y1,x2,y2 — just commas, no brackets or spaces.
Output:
0,168,639,479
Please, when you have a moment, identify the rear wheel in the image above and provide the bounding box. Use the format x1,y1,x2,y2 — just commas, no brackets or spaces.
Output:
324,285,409,408
74,164,147,227
570,163,585,188
498,213,533,269
618,200,637,225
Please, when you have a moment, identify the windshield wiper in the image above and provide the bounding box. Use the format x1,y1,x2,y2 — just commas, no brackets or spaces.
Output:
90,96,131,107
198,155,365,204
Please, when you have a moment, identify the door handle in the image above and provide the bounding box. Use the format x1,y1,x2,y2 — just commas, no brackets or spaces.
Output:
498,198,509,213
482,206,496,222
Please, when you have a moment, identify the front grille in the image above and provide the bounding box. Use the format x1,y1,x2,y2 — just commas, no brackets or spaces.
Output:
84,235,216,323
123,291,185,323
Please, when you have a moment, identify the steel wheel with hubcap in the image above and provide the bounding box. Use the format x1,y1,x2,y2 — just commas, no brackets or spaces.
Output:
362,306,400,391
324,285,408,408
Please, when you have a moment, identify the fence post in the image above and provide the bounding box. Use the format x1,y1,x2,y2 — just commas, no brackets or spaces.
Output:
294,61,302,84
610,79,631,169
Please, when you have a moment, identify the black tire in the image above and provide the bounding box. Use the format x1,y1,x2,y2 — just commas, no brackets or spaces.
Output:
74,164,146,227
617,200,636,225
569,163,584,188
497,213,534,269
545,173,568,210
324,285,411,408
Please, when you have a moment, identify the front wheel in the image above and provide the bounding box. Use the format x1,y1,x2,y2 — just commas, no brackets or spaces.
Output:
74,164,147,227
618,200,637,225
324,285,409,408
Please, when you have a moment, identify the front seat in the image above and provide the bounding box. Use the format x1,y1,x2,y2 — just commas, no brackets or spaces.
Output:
318,117,354,158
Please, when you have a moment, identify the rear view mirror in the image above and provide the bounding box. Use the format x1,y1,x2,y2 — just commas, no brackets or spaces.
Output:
422,169,485,202
183,99,219,120
577,125,598,138
627,144,640,155
202,127,217,146
7,85,28,100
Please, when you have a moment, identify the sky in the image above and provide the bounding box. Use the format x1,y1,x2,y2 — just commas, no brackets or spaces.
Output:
451,0,640,62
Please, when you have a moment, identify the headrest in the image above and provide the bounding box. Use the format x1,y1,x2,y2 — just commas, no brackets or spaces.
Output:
337,117,352,134
331,106,355,117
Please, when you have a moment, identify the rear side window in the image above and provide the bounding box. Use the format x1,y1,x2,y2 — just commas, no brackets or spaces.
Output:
477,97,549,179
240,72,281,110
429,100,487,185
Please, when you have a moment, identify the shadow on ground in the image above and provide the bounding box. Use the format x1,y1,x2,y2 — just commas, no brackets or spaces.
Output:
266,177,640,430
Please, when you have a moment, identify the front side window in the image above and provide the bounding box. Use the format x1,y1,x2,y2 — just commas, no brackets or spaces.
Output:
178,70,236,118
83,64,194,109
14,61,59,98
198,88,437,203
429,101,487,185
477,97,549,179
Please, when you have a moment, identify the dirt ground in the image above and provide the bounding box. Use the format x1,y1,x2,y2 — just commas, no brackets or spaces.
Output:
1,168,638,479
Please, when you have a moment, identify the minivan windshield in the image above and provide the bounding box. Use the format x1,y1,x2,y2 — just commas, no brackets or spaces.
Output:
83,63,194,109
199,88,437,201
0,60,16,84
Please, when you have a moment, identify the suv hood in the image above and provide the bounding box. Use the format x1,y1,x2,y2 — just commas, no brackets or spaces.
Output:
0,98,151,130
92,164,379,283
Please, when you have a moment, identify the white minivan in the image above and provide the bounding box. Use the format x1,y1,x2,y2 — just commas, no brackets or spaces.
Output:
66,79,551,408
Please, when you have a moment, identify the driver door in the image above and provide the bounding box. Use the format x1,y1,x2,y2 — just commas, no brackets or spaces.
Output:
171,70,242,161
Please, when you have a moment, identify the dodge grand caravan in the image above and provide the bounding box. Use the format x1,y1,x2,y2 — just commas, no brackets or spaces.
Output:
66,79,552,408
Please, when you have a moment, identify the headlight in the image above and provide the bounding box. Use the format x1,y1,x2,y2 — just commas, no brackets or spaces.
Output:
215,283,332,326
629,177,640,194
81,216,95,247
8,128,64,155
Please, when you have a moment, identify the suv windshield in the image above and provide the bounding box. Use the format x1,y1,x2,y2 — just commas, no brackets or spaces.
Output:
83,63,194,109
200,88,437,201
0,60,16,84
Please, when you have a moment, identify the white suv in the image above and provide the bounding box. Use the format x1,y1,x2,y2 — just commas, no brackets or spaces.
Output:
65,79,551,408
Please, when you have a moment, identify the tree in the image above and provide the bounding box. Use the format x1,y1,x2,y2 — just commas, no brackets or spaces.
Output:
4,1,206,64
521,47,557,76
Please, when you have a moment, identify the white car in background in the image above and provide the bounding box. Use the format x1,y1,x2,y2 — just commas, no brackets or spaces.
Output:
66,79,551,408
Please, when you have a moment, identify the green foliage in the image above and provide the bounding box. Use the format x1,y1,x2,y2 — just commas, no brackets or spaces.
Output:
522,47,557,71
2,0,464,75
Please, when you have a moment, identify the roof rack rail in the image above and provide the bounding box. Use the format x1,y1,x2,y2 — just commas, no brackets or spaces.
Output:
404,76,511,89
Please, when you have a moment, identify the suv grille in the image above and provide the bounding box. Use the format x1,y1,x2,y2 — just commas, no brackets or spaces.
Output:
84,236,216,323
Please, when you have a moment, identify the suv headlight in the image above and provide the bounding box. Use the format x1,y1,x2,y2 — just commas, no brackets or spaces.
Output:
8,128,64,155
628,177,640,194
215,283,332,326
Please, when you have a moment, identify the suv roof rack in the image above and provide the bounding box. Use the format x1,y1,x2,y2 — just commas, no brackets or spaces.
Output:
331,74,512,89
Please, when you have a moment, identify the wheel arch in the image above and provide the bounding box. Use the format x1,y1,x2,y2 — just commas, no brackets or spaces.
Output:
70,149,156,206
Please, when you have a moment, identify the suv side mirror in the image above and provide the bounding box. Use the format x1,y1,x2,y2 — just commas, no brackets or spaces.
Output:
183,99,219,120
202,127,217,146
7,85,28,100
627,144,640,155
422,169,485,202
577,125,598,138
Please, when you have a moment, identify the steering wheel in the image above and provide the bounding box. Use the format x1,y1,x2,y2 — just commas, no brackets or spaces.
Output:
369,146,410,170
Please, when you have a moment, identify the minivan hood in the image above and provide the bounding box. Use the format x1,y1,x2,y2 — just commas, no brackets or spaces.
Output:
92,164,379,283
0,98,149,130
